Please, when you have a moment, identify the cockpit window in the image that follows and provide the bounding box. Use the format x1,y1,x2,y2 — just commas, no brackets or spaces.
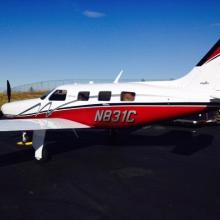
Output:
49,90,67,101
121,92,135,101
40,90,52,100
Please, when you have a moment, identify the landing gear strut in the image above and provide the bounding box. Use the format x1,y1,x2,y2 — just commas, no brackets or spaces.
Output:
32,130,48,162
22,131,32,143
17,131,33,146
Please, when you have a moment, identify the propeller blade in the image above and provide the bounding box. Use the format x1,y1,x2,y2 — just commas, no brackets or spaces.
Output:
7,80,11,103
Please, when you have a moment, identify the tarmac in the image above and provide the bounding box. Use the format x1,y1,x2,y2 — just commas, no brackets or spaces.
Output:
0,125,220,220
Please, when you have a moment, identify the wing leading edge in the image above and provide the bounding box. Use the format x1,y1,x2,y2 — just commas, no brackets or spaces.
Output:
0,118,90,131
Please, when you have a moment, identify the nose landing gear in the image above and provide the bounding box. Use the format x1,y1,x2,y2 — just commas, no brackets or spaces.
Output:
17,131,33,146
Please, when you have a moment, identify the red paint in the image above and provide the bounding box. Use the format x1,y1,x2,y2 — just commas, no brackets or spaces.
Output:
18,105,209,128
206,47,220,63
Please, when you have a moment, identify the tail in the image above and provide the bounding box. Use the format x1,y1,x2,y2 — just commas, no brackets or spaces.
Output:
176,39,220,89
196,39,220,66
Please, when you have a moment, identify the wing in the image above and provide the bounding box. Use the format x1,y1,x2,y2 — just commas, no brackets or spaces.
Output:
0,118,90,131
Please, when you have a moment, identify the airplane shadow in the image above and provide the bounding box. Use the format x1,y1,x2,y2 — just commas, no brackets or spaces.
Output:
0,128,214,167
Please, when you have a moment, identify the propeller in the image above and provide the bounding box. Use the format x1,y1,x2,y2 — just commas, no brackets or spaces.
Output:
7,80,11,103
0,80,11,118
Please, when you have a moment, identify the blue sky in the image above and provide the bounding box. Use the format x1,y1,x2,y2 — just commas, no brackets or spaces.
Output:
0,0,220,86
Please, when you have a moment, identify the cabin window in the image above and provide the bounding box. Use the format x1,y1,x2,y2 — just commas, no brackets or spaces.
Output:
49,90,67,101
77,91,90,101
121,92,136,101
98,91,111,101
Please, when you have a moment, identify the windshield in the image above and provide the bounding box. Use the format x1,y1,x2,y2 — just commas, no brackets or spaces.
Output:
49,90,67,101
40,90,52,100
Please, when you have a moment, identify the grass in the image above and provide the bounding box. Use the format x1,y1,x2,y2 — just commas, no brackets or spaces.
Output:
0,91,46,108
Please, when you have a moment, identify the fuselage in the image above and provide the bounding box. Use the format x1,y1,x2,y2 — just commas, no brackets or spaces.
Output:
2,38,220,129
1,82,218,128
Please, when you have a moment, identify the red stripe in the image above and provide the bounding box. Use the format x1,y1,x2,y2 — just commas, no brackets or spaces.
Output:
206,47,220,63
18,105,209,128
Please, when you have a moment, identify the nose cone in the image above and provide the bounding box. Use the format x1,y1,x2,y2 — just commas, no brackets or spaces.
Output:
1,98,41,118
1,102,15,117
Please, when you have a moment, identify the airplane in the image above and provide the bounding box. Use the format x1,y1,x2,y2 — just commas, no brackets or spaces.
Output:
1,39,220,162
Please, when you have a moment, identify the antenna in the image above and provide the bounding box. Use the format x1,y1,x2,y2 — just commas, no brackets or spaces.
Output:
114,70,124,84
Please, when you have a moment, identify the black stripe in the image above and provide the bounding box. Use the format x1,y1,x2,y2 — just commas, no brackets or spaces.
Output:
58,102,220,110
19,103,41,116
197,39,220,66
204,54,220,64
17,102,220,117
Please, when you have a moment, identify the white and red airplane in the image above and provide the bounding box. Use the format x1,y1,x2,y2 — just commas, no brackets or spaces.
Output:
1,39,220,161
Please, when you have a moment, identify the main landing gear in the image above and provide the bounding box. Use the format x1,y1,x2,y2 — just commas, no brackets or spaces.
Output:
32,130,48,162
18,130,48,162
18,129,79,162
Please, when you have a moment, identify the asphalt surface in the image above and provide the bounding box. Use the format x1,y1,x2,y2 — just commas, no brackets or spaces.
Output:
0,125,220,220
